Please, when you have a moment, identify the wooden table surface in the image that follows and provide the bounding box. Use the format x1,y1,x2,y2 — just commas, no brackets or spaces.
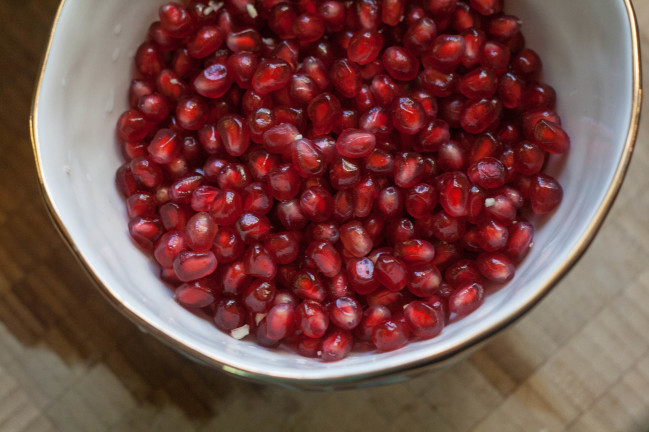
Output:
2,1,649,431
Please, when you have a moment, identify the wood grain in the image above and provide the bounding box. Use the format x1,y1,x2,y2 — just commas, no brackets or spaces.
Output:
1,1,648,431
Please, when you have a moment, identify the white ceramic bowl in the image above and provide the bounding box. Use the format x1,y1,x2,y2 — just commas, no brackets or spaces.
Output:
31,0,641,389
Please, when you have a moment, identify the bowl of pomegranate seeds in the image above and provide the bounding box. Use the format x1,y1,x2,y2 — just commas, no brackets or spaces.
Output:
31,0,640,388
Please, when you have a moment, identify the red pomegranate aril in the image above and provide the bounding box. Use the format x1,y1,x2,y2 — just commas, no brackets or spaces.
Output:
175,277,218,309
376,186,403,218
276,199,308,230
173,249,218,282
481,41,510,75
355,0,380,30
484,194,516,223
217,114,250,157
246,149,279,181
243,243,277,279
126,192,156,219
227,28,262,53
185,25,222,59
408,262,442,296
513,141,544,175
347,257,379,294
128,215,163,250
394,152,425,188
438,171,470,217
340,221,373,258
372,320,408,351
292,270,326,303
405,183,436,219
265,303,296,340
135,42,164,78
347,31,384,66
460,97,503,134
505,220,534,260
425,34,465,72
296,300,329,338
290,138,326,178
359,107,393,135
212,226,245,263
404,301,444,339
320,329,353,361
470,0,502,16
129,79,156,108
226,53,259,90
307,93,342,136
242,279,276,313
299,186,333,222
214,298,247,331
488,14,521,42
129,156,163,190
176,95,209,131
420,67,458,98
235,212,271,243
193,64,232,99
364,148,394,176
429,210,466,242
529,173,563,214
159,2,194,38
403,17,437,54
391,97,426,135
523,82,557,110
218,260,252,296
533,120,570,154
374,254,407,292
317,0,345,31
355,305,391,342
395,239,435,265
292,13,326,43
185,212,218,252
305,241,340,278
267,163,300,200
388,220,415,246
477,251,515,283
329,156,362,190
336,129,376,159
116,109,151,143
512,48,543,77
459,67,497,100
262,123,301,156
242,182,272,215
328,296,362,330
449,281,484,316
522,108,562,140
382,46,419,82
477,218,509,251
331,58,362,98
138,93,170,123
498,72,525,109
172,48,201,79
468,157,506,189
252,59,292,96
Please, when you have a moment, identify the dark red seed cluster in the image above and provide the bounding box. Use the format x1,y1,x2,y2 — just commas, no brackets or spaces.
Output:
115,0,568,361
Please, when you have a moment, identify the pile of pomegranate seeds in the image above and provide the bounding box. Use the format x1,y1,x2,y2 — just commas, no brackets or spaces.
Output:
115,0,568,361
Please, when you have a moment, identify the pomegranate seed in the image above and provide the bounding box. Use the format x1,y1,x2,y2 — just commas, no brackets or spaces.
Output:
372,320,408,351
420,67,458,98
135,42,164,78
533,120,570,154
176,95,209,131
267,163,301,200
328,296,362,330
460,98,502,134
382,46,419,81
392,97,426,135
529,173,563,214
212,226,245,263
374,254,407,292
331,58,362,98
321,329,353,361
339,221,373,257
138,93,170,123
449,281,484,316
242,279,276,313
173,250,217,282
227,28,262,52
469,0,502,16
296,300,329,337
403,17,437,54
523,82,557,110
405,183,437,218
252,58,292,95
159,2,194,38
512,48,543,77
185,212,218,252
276,199,308,230
265,303,296,340
404,301,445,339
347,257,379,294
505,220,534,260
243,243,277,279
477,251,514,283
425,34,465,72
213,298,247,331
217,114,250,157
395,239,435,264
394,152,425,188
356,0,380,30
193,64,232,99
175,277,218,309
235,212,272,243
293,13,326,42
481,41,510,75
148,21,179,51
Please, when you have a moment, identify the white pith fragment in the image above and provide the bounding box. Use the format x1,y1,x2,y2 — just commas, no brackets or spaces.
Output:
255,313,266,325
231,324,250,340
295,134,304,140
485,198,496,207
246,4,259,18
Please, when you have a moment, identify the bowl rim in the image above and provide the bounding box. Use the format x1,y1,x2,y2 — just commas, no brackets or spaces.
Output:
30,0,643,388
